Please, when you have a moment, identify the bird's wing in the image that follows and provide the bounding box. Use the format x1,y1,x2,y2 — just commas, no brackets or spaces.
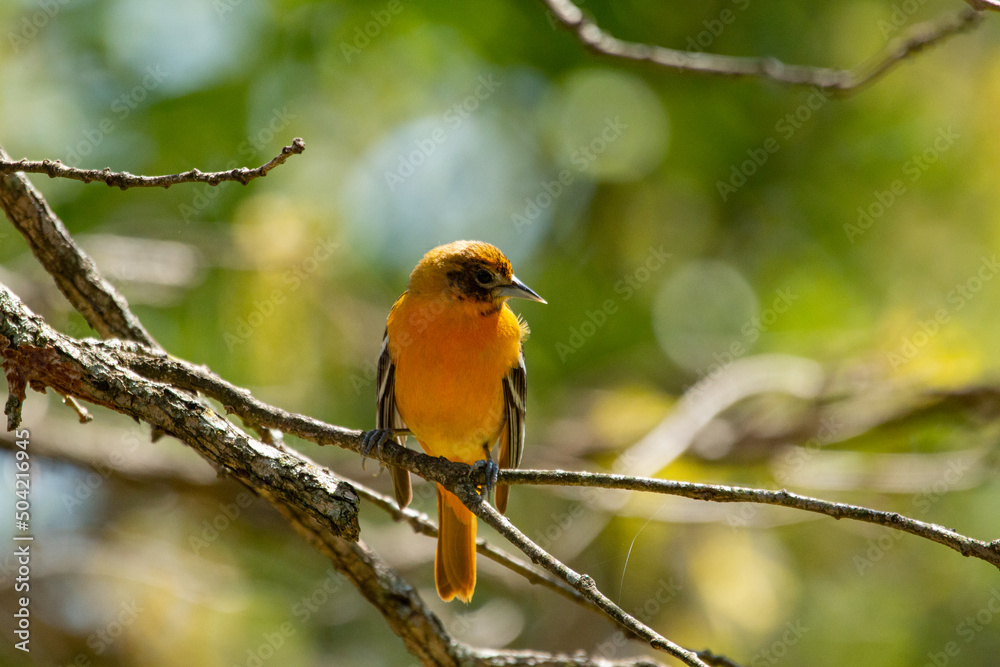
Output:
496,349,526,514
376,329,413,509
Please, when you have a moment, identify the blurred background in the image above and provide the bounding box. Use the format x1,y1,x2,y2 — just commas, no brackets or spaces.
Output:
2,0,1000,665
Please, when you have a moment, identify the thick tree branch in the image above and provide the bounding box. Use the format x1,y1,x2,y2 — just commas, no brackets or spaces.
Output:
541,0,985,92
0,285,359,539
0,138,305,189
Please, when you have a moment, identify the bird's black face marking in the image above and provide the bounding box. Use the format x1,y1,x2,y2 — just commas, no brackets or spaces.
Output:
447,261,510,311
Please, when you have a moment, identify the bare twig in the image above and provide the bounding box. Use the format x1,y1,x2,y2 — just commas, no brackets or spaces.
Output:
60,393,93,423
499,469,1000,569
348,477,592,608
541,0,985,92
109,342,360,447
458,488,712,667
0,138,305,190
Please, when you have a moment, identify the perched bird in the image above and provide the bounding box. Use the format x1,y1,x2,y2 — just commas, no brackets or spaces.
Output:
363,240,545,602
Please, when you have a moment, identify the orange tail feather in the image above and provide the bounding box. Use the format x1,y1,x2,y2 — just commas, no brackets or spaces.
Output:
435,484,477,602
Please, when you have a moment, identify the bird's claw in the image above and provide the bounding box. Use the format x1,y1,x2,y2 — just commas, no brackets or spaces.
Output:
470,459,500,499
360,428,393,472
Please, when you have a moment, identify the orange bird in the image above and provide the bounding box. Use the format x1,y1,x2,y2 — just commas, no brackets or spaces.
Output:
363,240,545,602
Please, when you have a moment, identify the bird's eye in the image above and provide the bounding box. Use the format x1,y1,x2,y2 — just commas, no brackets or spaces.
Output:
474,269,493,285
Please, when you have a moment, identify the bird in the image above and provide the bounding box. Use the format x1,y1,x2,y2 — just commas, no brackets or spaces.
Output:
362,240,545,602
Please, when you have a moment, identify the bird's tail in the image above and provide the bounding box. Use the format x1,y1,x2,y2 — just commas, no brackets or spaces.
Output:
435,484,477,602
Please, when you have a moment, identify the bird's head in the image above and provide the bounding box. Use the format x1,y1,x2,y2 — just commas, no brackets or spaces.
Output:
408,240,546,312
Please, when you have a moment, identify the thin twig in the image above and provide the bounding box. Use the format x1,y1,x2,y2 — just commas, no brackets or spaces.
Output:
499,469,1000,569
459,488,712,667
541,0,985,93
0,138,305,190
60,393,93,423
348,477,592,608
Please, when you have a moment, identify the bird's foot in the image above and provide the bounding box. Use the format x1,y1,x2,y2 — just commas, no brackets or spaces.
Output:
470,459,500,499
360,428,394,472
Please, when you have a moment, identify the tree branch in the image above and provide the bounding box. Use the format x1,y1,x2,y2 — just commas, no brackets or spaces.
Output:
0,145,159,345
499,469,1000,569
458,487,712,667
99,339,1000,572
0,282,683,667
92,340,722,663
347,476,593,609
0,285,360,539
283,495,667,667
540,0,985,92
0,138,305,190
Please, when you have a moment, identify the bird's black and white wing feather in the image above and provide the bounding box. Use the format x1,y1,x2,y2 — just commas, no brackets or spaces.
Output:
376,330,413,509
496,349,526,514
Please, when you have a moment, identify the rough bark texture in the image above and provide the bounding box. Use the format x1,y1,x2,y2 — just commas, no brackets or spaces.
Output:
0,285,359,540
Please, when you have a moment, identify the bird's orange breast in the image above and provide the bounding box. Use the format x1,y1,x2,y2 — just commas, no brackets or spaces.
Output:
388,294,524,463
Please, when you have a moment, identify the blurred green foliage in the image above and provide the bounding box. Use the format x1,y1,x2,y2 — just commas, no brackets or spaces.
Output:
2,0,1000,665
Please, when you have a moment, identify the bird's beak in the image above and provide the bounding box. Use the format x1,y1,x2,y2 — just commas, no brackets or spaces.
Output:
499,275,547,304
